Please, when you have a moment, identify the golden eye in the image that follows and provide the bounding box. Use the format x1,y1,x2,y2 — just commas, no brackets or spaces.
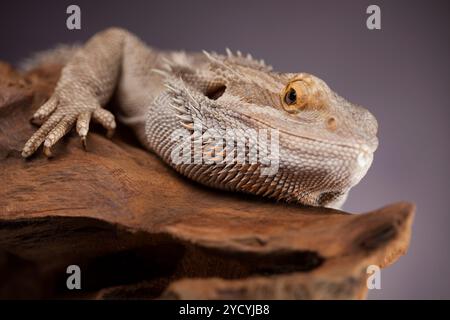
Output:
284,88,297,105
281,80,309,113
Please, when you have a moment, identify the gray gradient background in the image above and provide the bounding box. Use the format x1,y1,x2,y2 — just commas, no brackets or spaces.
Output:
1,0,449,299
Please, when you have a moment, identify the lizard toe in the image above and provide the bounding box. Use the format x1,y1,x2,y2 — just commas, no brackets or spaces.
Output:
30,96,58,125
76,111,92,150
42,115,76,158
93,108,116,138
22,113,63,158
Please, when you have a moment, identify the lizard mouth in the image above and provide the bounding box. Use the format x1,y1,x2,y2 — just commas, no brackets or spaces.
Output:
281,129,379,155
232,105,379,155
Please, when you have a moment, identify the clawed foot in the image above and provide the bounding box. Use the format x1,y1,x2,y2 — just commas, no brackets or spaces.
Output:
22,93,116,158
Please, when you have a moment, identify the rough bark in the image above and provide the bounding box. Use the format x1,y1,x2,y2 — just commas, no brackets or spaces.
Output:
0,62,414,299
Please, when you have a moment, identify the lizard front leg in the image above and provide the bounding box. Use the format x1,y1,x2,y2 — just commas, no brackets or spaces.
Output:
22,27,148,157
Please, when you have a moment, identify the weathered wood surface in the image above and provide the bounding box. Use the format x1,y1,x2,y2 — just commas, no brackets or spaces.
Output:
0,62,414,299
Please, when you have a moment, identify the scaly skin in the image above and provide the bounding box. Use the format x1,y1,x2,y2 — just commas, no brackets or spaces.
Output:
22,28,378,208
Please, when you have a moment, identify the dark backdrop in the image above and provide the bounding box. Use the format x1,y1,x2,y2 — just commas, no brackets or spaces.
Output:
1,0,449,299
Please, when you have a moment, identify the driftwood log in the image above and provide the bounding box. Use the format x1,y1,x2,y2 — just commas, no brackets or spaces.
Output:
0,62,414,299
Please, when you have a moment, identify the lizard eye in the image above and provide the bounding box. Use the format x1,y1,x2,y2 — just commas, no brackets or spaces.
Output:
284,88,297,105
281,80,309,113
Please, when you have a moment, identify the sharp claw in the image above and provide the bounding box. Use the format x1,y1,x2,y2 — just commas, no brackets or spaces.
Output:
30,118,42,126
43,146,53,158
30,114,43,125
106,129,115,139
81,136,87,150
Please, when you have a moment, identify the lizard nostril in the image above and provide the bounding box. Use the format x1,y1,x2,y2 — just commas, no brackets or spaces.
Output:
326,117,337,131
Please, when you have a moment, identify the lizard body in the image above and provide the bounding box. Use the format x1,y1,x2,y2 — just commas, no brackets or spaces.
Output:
21,28,378,208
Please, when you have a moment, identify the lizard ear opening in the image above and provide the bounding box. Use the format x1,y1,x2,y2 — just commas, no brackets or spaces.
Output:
205,84,226,100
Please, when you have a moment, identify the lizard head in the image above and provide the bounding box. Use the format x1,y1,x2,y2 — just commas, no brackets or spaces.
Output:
164,51,378,208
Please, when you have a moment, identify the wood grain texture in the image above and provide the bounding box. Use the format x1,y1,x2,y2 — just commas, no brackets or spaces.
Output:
0,62,414,299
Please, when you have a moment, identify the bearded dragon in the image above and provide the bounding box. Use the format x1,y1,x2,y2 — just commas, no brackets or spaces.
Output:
21,28,378,208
